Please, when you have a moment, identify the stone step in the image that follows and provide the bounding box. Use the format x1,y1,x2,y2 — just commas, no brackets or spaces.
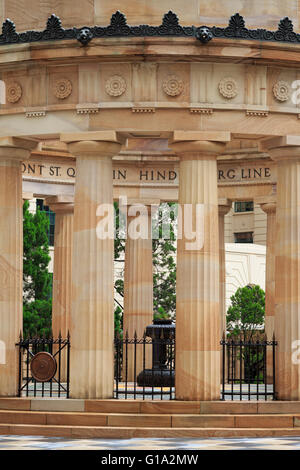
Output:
0,410,299,429
0,423,300,439
2,398,300,415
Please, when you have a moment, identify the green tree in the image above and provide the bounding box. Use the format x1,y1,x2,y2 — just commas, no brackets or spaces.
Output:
23,200,52,337
226,284,265,340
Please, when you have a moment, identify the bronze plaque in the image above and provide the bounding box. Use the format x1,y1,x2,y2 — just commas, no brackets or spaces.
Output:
30,352,57,382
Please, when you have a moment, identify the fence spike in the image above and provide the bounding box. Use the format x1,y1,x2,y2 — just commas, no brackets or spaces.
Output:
134,330,137,340
125,329,129,340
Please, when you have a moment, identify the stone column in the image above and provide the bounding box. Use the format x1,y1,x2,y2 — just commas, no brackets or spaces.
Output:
0,137,36,396
45,196,74,380
218,199,232,335
170,132,229,400
264,136,300,400
61,132,122,399
258,197,276,384
257,197,276,338
123,202,156,381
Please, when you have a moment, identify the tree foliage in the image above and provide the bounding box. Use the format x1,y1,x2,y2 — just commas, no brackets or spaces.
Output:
23,200,52,337
226,284,265,340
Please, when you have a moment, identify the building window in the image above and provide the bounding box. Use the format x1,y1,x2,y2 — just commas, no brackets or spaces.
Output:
36,199,55,247
234,201,254,213
234,232,253,244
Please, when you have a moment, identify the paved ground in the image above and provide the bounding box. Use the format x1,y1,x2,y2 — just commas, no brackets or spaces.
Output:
0,435,300,450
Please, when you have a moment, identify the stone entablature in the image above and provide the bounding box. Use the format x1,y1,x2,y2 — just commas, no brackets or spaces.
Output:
1,60,300,117
22,156,276,186
22,153,276,203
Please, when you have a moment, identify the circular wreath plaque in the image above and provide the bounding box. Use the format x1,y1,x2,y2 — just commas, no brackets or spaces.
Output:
162,75,184,96
218,77,238,99
7,81,22,103
273,80,291,102
30,351,57,382
53,78,72,99
105,75,126,97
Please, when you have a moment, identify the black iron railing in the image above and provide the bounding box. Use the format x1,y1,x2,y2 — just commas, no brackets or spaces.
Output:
220,337,277,401
114,332,175,400
16,333,70,398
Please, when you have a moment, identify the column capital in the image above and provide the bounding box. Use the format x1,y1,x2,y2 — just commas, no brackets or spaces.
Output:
45,195,74,215
0,136,37,161
260,135,300,162
255,195,276,214
218,198,232,216
169,131,230,159
61,131,124,158
23,192,34,202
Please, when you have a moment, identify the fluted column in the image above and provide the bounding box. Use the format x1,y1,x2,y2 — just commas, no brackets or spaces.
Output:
170,134,228,400
0,137,36,396
62,132,122,399
258,198,276,338
123,203,155,380
264,136,300,400
45,196,74,380
258,197,276,384
218,200,232,335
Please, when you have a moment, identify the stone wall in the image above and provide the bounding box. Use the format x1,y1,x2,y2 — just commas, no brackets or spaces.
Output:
1,0,299,32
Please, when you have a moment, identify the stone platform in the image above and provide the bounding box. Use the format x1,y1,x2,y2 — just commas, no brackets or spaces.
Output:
0,398,300,438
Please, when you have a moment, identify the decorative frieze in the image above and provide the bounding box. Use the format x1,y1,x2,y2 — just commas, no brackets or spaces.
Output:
1,12,300,47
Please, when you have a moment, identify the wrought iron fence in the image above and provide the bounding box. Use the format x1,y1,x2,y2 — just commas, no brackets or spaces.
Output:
114,332,175,400
220,337,277,401
16,333,70,398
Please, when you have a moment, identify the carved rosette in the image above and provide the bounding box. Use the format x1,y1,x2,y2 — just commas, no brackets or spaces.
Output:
54,78,72,99
273,80,291,102
218,77,238,99
105,75,126,97
162,75,184,97
6,81,22,103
